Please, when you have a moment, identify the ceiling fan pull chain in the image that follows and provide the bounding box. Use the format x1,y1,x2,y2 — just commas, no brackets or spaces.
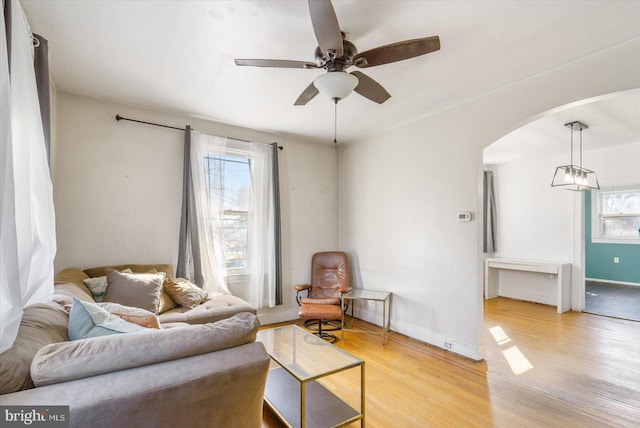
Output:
333,98,338,146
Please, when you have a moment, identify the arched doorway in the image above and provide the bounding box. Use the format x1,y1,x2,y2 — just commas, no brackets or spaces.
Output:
483,89,640,317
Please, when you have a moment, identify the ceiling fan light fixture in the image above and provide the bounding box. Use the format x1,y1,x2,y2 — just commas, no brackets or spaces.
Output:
313,72,358,101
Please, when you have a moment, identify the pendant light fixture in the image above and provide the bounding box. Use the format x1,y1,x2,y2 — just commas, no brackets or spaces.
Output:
551,121,599,191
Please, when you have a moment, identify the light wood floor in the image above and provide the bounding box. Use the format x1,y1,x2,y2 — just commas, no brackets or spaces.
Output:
260,297,640,427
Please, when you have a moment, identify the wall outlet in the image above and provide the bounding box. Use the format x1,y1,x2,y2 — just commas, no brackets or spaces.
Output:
368,301,375,310
614,257,620,264
444,341,453,350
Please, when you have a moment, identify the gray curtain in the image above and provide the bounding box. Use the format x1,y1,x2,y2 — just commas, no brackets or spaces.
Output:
4,1,50,162
483,170,497,253
176,126,205,286
271,143,282,305
33,33,50,163
3,0,10,70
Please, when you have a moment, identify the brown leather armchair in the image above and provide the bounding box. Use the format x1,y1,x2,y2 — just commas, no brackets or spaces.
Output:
295,251,352,341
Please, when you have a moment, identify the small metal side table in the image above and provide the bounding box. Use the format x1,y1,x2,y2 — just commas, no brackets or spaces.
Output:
341,289,392,345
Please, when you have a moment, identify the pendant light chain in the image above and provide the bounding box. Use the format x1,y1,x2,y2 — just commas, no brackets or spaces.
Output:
579,126,583,169
570,125,574,168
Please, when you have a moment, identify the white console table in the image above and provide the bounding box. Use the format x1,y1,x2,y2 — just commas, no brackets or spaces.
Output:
484,258,571,313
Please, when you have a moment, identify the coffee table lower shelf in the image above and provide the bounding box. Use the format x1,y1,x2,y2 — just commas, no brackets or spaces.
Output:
264,367,361,428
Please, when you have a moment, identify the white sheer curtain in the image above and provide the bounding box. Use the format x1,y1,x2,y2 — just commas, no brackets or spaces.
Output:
0,0,56,353
189,131,278,308
190,131,230,295
247,142,277,308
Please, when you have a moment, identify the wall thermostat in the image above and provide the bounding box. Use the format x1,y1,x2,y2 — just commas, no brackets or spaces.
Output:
458,212,472,222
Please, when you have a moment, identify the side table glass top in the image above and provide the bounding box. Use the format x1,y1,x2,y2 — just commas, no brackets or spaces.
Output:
257,325,363,382
344,289,390,301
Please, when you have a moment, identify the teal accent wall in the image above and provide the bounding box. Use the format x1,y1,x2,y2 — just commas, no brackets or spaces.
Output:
585,192,640,284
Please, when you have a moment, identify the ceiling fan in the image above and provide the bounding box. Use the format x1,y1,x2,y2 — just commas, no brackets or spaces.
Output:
235,0,440,106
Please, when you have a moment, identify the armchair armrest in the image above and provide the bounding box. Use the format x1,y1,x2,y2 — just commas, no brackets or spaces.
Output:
295,284,311,306
339,286,353,294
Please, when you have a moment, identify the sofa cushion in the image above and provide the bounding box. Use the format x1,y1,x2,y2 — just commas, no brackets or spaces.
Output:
51,268,95,307
49,281,96,307
83,264,172,279
68,298,149,340
164,277,208,308
158,294,256,325
30,312,260,387
103,270,165,314
54,267,90,287
96,302,161,329
0,303,68,394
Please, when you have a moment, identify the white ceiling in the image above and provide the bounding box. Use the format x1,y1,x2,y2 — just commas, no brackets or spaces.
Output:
21,0,640,149
484,91,640,164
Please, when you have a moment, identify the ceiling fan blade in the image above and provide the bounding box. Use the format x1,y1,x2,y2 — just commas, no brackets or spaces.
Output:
308,0,344,58
294,82,320,106
351,71,391,104
235,59,318,69
354,36,440,68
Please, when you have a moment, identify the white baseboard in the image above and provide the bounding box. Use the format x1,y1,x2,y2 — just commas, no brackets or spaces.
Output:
257,308,299,326
586,278,640,287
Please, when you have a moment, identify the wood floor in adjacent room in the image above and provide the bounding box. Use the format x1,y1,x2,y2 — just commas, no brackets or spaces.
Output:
260,297,640,428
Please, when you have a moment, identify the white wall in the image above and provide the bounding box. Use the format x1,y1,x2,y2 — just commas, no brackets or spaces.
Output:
52,91,338,324
489,153,575,262
489,140,640,308
339,36,640,360
486,153,578,306
588,141,640,189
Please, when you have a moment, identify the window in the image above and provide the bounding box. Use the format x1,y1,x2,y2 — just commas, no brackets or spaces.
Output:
203,152,251,273
591,188,640,244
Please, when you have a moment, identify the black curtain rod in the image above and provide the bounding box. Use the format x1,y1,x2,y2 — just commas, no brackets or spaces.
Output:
115,114,184,131
115,114,283,150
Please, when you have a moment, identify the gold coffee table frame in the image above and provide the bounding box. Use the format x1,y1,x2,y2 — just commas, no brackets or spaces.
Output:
257,325,365,427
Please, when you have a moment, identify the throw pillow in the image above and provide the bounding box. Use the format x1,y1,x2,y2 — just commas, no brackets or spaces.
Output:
164,277,208,308
82,268,133,302
103,270,165,314
96,302,161,329
68,297,148,340
145,268,176,314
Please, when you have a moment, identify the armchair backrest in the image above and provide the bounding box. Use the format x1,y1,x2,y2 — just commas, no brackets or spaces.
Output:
310,251,349,299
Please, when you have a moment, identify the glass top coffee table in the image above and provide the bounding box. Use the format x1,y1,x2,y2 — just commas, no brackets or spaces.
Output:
257,325,365,427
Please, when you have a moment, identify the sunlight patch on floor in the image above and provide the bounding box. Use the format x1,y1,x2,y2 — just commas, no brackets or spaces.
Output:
489,325,511,345
502,346,534,375
488,325,534,375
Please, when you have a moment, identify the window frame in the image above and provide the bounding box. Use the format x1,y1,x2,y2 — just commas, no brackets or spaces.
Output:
202,146,253,276
591,187,640,245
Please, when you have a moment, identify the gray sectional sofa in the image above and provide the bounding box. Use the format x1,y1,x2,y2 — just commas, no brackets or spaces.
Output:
0,264,270,428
